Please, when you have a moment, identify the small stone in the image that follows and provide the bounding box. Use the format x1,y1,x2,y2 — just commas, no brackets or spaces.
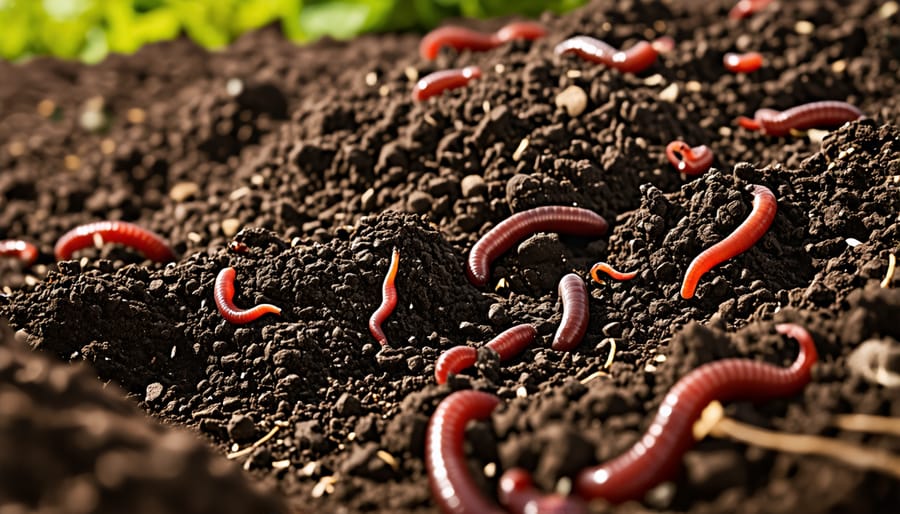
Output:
227,414,257,443
221,218,241,237
659,83,679,102
145,382,163,402
794,20,815,34
461,175,487,198
555,85,588,116
407,191,433,214
334,392,363,417
169,182,199,202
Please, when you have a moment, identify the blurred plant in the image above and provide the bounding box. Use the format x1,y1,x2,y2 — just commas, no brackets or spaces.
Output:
0,0,586,62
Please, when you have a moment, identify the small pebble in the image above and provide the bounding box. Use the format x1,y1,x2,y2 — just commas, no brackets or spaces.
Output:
555,85,588,117
461,175,487,198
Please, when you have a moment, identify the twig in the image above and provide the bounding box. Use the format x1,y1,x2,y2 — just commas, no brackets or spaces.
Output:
227,425,280,460
700,402,900,479
882,253,896,288
833,413,900,438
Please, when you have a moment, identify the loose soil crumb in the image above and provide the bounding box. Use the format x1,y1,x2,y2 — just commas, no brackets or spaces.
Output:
1,0,899,513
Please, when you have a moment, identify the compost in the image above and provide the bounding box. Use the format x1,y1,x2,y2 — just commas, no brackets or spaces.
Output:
1,0,899,513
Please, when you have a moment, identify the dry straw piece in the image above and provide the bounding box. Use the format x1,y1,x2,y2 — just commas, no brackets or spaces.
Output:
695,402,900,479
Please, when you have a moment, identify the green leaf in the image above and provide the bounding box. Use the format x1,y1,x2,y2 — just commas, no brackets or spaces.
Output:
300,1,372,40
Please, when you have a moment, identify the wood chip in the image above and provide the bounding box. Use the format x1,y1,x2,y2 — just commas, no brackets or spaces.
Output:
512,138,529,161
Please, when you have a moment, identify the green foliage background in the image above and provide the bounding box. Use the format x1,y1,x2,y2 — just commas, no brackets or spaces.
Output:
0,0,586,62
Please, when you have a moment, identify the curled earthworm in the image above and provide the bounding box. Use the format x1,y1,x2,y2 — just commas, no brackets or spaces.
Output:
0,240,38,266
575,323,818,503
737,101,863,137
467,206,608,287
435,324,537,384
590,262,638,282
426,390,506,514
665,141,714,175
724,51,763,73
419,21,546,60
681,184,776,300
499,468,589,514
414,66,482,101
554,36,657,73
54,220,176,262
435,347,477,385
729,0,774,19
214,267,282,324
553,274,589,352
369,248,400,346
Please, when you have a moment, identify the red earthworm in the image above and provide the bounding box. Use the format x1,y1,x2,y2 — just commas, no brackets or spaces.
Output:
554,36,657,74
575,323,818,504
665,141,714,175
493,21,547,44
487,323,537,358
214,267,282,324
680,184,776,299
724,51,763,73
434,324,537,384
0,240,38,266
590,262,638,282
426,390,505,514
419,21,546,60
729,0,774,19
499,468,588,514
54,220,176,262
414,66,482,101
553,274,589,352
435,346,478,385
369,248,400,346
737,101,863,137
467,206,608,287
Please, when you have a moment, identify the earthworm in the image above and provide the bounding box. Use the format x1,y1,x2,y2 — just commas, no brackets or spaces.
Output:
737,101,863,137
214,267,282,324
729,0,774,19
419,21,546,60
467,206,608,287
499,468,589,514
680,184,776,300
665,141,714,175
724,51,763,73
493,21,547,44
369,248,400,346
434,324,537,384
0,240,38,266
590,262,638,282
553,274,589,352
554,36,657,73
575,323,818,503
426,390,505,514
54,220,176,262
414,66,482,101
435,347,477,385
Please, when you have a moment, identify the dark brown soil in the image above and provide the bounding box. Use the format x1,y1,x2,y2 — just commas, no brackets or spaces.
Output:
1,0,899,513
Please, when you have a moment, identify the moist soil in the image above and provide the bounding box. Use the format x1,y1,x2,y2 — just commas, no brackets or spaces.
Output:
1,0,899,512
